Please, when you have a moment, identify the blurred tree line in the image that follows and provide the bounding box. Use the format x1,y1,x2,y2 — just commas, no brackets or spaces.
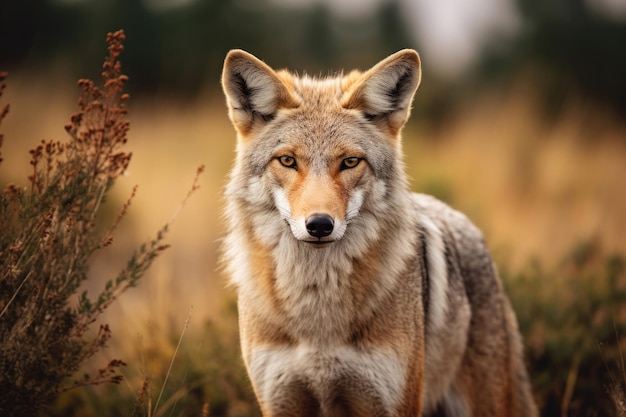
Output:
477,0,626,117
0,0,414,94
1,0,626,114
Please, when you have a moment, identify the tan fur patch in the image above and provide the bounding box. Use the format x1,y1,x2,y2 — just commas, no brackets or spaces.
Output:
242,228,295,348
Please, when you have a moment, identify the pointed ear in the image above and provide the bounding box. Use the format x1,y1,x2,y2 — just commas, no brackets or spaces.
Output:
342,49,421,135
221,49,300,136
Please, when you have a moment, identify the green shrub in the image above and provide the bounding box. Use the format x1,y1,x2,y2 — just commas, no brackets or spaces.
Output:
0,30,200,416
502,241,626,417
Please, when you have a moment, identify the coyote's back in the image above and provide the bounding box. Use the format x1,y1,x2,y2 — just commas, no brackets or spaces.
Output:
221,48,537,417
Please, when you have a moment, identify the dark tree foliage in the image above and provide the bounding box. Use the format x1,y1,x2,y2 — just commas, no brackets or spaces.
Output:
477,0,626,116
0,0,416,97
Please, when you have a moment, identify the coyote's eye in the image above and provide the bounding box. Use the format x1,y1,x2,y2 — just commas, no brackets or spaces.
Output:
340,157,361,170
278,155,297,169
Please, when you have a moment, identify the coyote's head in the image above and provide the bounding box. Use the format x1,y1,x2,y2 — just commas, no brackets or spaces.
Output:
222,50,421,246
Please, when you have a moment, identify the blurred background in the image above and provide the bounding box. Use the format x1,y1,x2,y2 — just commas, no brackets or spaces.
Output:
1,0,626,416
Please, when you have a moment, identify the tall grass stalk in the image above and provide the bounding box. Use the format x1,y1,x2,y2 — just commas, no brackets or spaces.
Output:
152,306,192,416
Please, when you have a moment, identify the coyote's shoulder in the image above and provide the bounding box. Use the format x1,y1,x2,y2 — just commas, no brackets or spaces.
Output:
221,48,537,417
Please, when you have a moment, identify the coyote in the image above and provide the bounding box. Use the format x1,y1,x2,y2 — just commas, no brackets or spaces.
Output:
221,48,537,417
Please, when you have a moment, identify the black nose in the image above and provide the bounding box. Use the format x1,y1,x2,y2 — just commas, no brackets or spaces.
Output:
305,213,334,238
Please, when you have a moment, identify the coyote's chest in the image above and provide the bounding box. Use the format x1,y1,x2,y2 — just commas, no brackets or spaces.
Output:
248,343,406,416
271,258,362,340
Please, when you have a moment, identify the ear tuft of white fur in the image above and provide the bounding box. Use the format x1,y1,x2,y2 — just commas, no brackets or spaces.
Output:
342,49,421,133
222,50,298,134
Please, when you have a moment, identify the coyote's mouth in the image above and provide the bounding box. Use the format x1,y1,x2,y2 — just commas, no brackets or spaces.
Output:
304,240,334,246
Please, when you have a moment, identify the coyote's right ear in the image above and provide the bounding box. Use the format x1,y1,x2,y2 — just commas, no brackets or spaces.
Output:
342,49,421,137
222,50,300,137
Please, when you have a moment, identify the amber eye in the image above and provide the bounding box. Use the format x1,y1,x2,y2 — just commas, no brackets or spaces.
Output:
278,155,297,169
340,157,361,170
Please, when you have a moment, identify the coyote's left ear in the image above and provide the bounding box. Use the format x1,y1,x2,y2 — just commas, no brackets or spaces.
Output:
222,49,300,137
342,49,421,135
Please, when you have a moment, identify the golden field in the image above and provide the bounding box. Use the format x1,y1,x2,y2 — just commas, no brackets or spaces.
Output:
2,71,625,416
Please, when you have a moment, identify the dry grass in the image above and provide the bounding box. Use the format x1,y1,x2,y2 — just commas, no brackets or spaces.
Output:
404,84,626,269
2,74,234,329
4,71,625,330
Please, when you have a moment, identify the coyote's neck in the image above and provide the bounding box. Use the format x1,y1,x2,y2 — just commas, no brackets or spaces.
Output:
239,198,418,342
